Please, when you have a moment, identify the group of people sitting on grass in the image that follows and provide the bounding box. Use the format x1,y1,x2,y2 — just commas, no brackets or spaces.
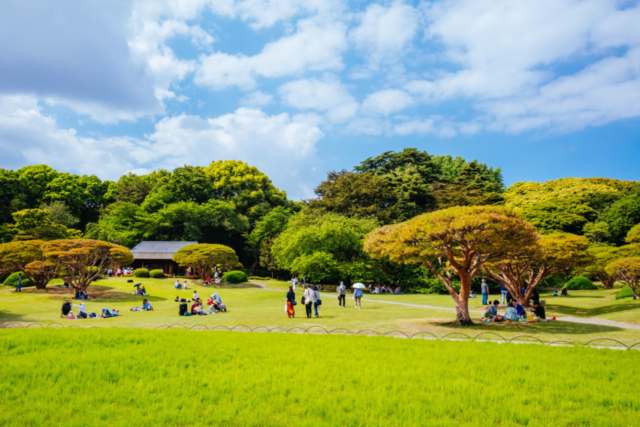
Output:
369,284,402,294
550,289,570,297
107,267,132,277
176,291,225,315
203,276,222,286
130,299,153,311
484,300,554,322
60,301,121,319
133,286,147,296
174,280,189,290
73,290,90,300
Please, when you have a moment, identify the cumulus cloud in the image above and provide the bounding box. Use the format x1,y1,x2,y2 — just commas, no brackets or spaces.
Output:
278,76,358,122
195,19,347,90
362,89,413,115
0,95,324,199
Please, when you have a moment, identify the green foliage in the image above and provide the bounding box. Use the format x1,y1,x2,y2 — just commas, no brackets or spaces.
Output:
355,147,441,183
564,276,597,290
272,210,380,283
173,243,239,280
583,222,610,243
10,209,81,241
602,195,640,245
626,224,640,244
133,268,150,278
222,270,248,283
615,285,636,300
505,178,634,236
39,201,79,229
3,272,34,288
149,269,166,278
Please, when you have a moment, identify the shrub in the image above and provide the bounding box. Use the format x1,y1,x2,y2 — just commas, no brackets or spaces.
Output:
615,285,636,300
222,270,248,283
564,276,597,290
133,268,150,278
3,272,34,288
149,269,166,278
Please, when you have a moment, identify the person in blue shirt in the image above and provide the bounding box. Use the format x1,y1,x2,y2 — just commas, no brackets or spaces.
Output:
354,287,363,309
504,302,521,321
481,279,489,305
500,282,508,305
515,302,525,317
15,273,23,292
142,299,153,311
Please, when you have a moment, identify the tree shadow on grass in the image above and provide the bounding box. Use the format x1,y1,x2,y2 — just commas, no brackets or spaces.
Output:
430,319,623,336
36,286,167,303
547,301,640,317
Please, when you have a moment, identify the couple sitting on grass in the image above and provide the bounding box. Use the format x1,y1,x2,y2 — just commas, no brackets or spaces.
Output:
484,300,554,322
130,299,153,311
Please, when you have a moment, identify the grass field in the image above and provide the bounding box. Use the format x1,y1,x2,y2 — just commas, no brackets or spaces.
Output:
0,328,639,426
1,276,640,344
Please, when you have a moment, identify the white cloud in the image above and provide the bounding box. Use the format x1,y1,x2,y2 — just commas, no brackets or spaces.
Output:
0,95,324,199
362,89,413,115
240,91,274,107
350,1,419,69
195,19,347,90
278,76,358,122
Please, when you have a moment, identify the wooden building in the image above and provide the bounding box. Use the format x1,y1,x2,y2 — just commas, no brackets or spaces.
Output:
130,241,197,275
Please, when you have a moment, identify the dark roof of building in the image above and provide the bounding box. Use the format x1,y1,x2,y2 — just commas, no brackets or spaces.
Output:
131,241,198,260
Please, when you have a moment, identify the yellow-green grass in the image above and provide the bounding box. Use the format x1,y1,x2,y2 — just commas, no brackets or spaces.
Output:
2,276,640,344
1,328,639,427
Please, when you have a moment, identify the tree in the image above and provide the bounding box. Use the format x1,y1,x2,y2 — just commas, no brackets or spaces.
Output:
606,258,640,299
433,161,504,209
43,239,133,292
384,165,435,221
272,210,379,284
626,224,640,244
205,160,290,221
16,165,59,209
40,201,80,229
84,202,147,248
10,209,81,241
172,243,239,279
245,207,294,275
0,168,18,223
364,206,534,325
583,245,620,289
602,196,640,245
355,147,441,183
0,240,61,289
483,232,592,304
583,222,610,244
305,170,398,224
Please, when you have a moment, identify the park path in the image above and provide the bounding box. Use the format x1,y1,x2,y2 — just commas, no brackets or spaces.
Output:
249,280,640,331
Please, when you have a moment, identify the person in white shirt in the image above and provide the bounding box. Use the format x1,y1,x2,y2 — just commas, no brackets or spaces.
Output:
312,285,321,318
304,285,314,318
72,302,88,319
193,291,199,301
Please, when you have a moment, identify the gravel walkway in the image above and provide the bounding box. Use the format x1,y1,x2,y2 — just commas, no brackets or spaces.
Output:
250,281,640,330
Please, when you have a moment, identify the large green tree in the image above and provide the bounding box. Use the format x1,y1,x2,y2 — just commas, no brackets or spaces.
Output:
272,210,379,284
172,243,239,280
0,240,61,289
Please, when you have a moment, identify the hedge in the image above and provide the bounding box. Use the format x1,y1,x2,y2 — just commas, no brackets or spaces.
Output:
149,269,166,278
564,276,597,290
615,285,636,300
133,268,150,278
3,272,34,288
222,271,248,283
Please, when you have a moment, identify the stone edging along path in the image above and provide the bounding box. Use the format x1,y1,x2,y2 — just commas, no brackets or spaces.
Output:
249,281,640,331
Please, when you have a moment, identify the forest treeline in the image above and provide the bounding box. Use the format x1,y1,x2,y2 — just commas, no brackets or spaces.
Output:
1,148,638,289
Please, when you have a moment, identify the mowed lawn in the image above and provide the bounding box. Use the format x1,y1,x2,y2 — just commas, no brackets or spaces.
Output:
1,328,639,427
2,276,640,344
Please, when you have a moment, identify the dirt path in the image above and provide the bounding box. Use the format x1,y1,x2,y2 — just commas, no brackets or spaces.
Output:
249,280,640,330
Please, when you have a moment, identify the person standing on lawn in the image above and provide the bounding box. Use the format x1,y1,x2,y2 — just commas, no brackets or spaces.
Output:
304,285,313,318
354,286,363,309
15,273,22,292
500,282,508,305
337,281,346,307
481,279,489,305
286,286,296,318
312,285,321,318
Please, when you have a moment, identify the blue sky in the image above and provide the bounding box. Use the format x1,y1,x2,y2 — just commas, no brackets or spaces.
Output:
1,0,639,199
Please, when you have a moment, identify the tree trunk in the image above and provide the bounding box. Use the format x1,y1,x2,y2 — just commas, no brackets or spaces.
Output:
600,276,615,289
454,297,473,326
249,260,259,276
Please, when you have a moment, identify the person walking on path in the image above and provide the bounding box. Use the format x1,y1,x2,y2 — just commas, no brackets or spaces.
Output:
312,285,321,318
481,279,489,305
286,286,296,318
337,281,346,307
15,273,22,292
304,285,313,318
354,286,363,309
500,282,508,305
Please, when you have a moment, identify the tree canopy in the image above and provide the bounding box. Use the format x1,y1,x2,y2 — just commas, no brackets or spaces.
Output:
364,206,534,324
172,244,240,279
0,240,60,289
606,257,640,299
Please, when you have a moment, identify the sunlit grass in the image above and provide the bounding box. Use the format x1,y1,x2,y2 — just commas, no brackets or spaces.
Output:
0,328,638,427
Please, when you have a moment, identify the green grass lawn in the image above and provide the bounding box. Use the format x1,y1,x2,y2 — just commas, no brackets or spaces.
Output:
0,328,639,426
2,276,640,344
